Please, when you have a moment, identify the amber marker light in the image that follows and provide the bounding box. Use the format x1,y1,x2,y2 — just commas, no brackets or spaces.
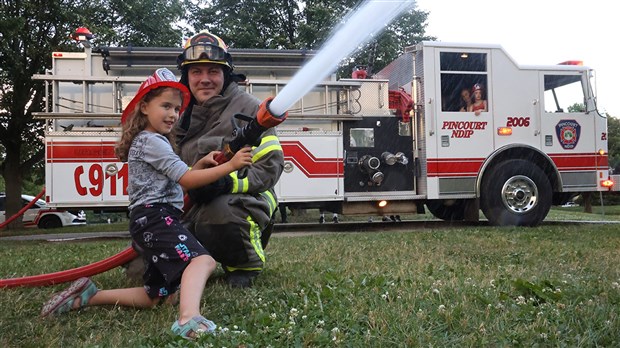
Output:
598,149,606,156
378,200,388,208
601,179,614,188
497,127,512,135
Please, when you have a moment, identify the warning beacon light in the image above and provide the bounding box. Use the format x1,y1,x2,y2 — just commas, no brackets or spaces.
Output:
71,27,94,47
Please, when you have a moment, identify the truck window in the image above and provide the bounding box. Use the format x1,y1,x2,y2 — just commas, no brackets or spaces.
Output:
543,74,585,113
350,128,374,147
439,52,489,112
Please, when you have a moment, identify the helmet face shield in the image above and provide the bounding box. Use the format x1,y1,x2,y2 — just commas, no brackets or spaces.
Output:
178,30,232,69
183,44,228,62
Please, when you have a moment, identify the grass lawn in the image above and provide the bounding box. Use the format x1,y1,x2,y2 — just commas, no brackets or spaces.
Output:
1,222,619,347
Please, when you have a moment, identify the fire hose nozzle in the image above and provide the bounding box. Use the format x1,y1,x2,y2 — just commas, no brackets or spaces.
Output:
257,97,288,129
214,97,288,165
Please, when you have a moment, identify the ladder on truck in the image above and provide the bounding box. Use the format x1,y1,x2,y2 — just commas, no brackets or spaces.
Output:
32,47,370,129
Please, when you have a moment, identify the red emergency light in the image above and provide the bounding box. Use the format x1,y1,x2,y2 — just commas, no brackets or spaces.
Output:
71,27,93,42
558,60,583,66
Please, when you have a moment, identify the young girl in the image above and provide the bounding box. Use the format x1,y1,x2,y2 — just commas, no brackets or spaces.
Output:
40,68,253,340
468,83,487,116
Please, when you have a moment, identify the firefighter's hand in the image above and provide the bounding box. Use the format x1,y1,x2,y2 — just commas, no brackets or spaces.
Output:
228,147,253,170
187,175,233,205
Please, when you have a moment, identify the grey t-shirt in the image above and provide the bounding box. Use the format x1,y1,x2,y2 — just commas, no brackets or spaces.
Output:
127,131,189,211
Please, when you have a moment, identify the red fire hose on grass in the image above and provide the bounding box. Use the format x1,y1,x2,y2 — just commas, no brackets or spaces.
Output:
0,247,138,288
0,187,139,288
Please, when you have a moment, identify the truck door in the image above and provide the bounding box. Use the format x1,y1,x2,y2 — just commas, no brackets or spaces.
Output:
429,49,493,198
538,71,597,191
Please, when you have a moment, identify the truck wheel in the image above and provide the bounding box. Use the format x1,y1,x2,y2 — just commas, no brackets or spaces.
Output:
481,159,551,226
426,199,465,221
38,215,62,229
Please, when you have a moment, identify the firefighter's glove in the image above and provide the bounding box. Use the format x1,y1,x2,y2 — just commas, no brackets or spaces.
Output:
188,175,233,205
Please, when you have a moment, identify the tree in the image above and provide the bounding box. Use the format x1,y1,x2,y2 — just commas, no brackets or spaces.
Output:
607,114,620,173
186,0,434,76
0,0,187,229
83,0,189,47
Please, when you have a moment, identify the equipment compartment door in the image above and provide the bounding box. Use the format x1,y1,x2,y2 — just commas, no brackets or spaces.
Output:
276,133,343,202
343,117,414,193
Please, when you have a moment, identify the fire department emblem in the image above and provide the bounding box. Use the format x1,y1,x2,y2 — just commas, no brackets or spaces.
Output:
555,119,580,150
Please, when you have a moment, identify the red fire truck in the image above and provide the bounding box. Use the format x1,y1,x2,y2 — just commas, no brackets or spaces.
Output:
34,40,612,226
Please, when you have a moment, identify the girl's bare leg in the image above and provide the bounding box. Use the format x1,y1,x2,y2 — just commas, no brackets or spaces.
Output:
178,255,216,324
74,287,160,309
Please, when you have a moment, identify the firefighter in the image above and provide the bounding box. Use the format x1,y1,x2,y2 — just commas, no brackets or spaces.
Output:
174,30,284,288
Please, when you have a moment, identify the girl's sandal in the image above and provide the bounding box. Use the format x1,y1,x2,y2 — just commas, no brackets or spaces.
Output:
41,277,98,317
171,316,217,340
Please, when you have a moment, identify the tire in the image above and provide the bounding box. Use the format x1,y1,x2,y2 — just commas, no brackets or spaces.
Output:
480,159,552,226
38,215,63,229
426,199,466,221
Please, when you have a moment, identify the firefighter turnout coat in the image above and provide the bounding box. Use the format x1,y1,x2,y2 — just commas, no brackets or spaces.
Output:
176,82,284,271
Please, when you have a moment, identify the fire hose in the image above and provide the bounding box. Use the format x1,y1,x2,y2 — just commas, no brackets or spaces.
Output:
0,188,46,230
0,0,414,288
0,247,138,288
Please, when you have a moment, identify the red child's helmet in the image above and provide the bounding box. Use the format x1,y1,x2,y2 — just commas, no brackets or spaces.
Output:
121,68,190,124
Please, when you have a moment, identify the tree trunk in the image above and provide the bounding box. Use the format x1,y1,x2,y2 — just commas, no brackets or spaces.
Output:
582,192,593,214
2,149,24,230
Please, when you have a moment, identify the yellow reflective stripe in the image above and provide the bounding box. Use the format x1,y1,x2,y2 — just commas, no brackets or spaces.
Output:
253,145,282,162
229,172,249,193
229,172,238,193
225,266,262,272
261,135,279,144
259,190,277,216
247,216,265,263
251,135,282,162
239,177,248,193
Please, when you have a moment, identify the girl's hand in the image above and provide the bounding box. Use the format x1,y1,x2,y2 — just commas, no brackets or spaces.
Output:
195,151,221,169
203,151,221,168
229,147,253,170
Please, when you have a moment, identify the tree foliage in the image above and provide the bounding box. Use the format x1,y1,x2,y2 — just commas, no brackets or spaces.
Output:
81,0,190,47
0,0,187,228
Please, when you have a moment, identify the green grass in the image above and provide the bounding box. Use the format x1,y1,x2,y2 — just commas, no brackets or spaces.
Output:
1,224,619,347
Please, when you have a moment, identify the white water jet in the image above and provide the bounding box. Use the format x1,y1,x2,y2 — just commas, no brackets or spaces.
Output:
269,0,416,116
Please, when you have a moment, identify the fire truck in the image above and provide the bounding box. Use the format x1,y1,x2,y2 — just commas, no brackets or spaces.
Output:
34,40,612,226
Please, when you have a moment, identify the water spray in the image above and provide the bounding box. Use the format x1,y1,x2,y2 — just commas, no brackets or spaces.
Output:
269,0,415,116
